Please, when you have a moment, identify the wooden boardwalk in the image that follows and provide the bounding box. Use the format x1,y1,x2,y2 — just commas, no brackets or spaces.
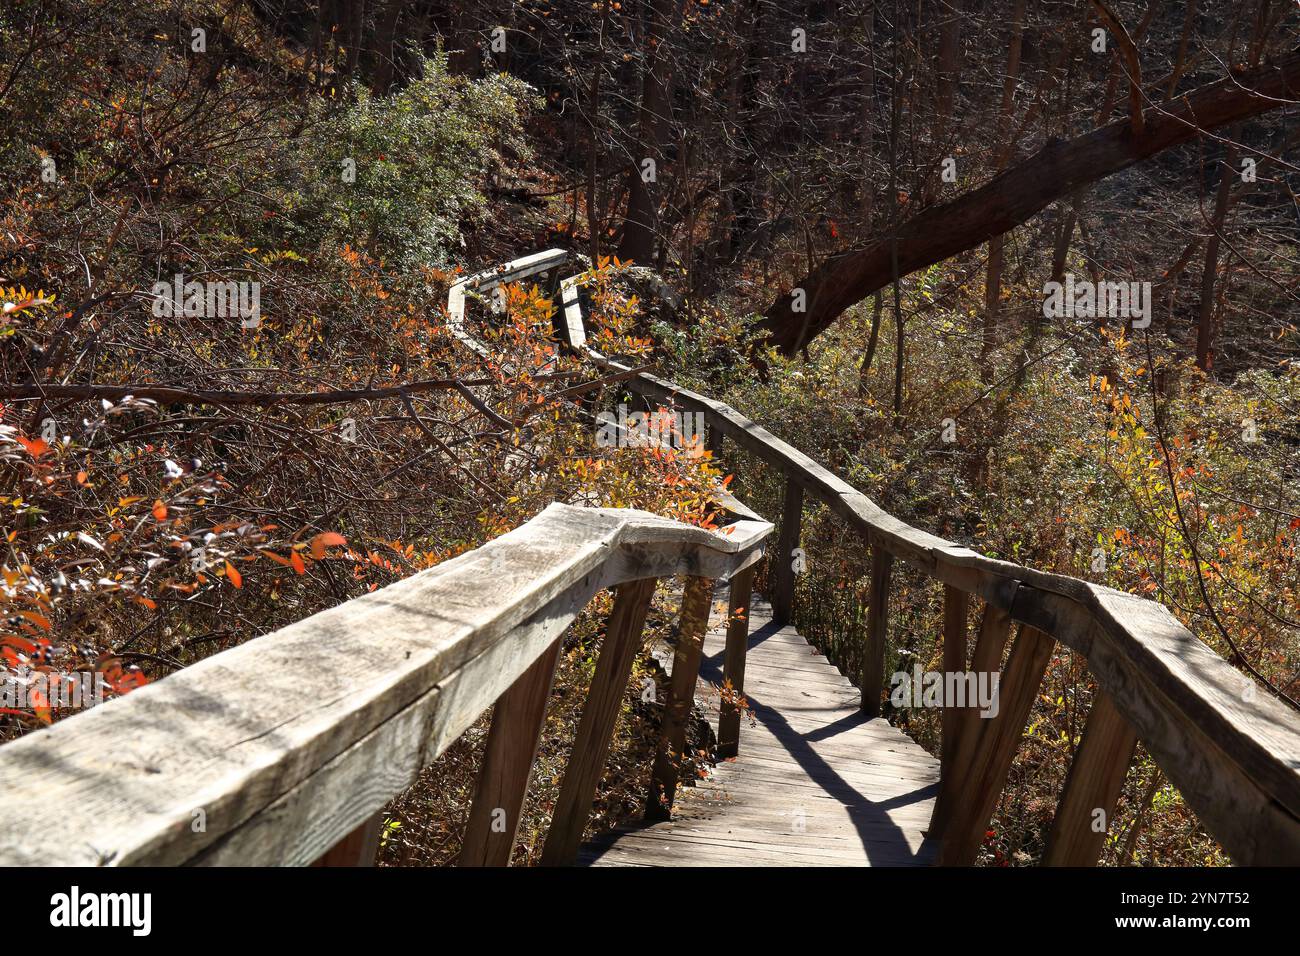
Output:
581,592,941,866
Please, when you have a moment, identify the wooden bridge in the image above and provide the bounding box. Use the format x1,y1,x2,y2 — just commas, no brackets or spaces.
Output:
580,592,942,866
1,250,1296,867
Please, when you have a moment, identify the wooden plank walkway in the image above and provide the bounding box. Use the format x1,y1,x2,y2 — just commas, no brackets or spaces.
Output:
581,591,941,866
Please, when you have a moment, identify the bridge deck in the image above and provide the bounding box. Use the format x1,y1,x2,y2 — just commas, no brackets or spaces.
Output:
581,594,942,866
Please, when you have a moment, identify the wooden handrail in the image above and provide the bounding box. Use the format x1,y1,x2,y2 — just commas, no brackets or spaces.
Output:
618,361,1300,864
465,248,1300,864
0,504,770,865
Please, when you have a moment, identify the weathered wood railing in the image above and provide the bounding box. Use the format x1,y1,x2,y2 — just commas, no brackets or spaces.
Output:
602,327,1300,866
465,247,1299,865
0,504,771,865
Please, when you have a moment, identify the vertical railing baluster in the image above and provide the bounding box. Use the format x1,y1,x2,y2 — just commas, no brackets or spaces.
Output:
459,640,565,866
770,476,803,626
930,603,1012,837
705,420,725,460
717,565,757,759
311,813,384,867
1043,689,1138,866
939,624,1055,865
646,575,715,819
940,586,971,782
540,578,658,866
859,544,894,718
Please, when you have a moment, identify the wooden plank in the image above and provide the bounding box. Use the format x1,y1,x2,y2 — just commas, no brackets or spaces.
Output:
859,545,894,718
557,276,586,349
540,578,658,866
584,594,941,867
939,625,1055,865
769,478,803,625
311,813,382,867
717,566,757,759
647,576,715,818
702,763,940,796
459,639,564,866
590,829,924,863
1043,689,1138,866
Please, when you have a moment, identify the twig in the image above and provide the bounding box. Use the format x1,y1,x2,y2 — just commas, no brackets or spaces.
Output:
0,379,487,407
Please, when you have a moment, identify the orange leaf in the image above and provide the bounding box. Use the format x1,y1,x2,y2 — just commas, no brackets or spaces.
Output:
310,531,348,559
152,500,168,520
28,686,51,725
260,549,292,567
16,436,49,459
225,561,242,589
134,596,157,610
17,611,51,631
290,551,306,575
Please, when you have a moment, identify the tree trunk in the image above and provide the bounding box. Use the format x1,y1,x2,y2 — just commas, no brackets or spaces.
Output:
933,0,962,148
979,0,1027,384
1195,135,1239,372
857,290,884,398
343,0,366,80
617,0,676,265
586,0,612,262
368,0,405,94
757,50,1300,356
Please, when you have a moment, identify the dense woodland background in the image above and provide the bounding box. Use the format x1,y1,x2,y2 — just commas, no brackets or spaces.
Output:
1,0,1297,865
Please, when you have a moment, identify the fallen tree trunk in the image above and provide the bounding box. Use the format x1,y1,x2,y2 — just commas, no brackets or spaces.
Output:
758,50,1300,356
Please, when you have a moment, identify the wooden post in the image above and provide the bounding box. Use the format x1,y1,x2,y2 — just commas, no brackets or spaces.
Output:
1043,689,1138,866
930,603,1012,837
646,575,715,819
459,640,564,866
769,477,803,625
940,586,971,782
939,625,1055,865
540,578,657,866
859,544,894,717
717,565,757,759
311,812,383,866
